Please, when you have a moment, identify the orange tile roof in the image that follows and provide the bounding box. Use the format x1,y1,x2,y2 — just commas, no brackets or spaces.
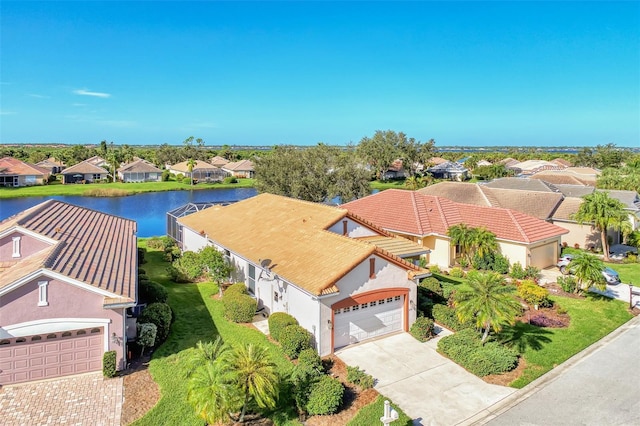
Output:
178,193,426,296
0,201,137,303
62,161,109,175
223,159,254,171
342,189,568,243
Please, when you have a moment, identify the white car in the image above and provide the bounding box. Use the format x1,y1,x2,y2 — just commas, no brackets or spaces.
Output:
557,254,621,285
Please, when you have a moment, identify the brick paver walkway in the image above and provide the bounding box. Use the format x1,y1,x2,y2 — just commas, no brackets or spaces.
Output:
0,373,123,426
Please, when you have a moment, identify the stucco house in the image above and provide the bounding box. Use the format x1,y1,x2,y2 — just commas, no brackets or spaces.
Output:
210,156,229,168
0,201,137,385
61,161,109,184
426,161,469,181
117,158,163,182
342,189,568,270
170,160,229,182
35,157,66,174
176,193,429,355
222,159,255,178
0,157,50,187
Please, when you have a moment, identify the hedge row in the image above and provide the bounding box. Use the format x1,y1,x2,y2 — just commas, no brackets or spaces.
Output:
268,312,299,341
139,302,173,343
222,284,256,323
432,304,473,332
437,328,518,376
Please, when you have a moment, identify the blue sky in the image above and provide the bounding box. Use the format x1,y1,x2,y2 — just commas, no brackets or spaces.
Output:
1,1,638,147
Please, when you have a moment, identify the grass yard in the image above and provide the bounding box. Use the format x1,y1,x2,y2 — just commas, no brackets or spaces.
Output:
369,180,409,191
0,178,255,199
347,396,412,426
133,243,299,426
604,262,640,286
505,294,632,388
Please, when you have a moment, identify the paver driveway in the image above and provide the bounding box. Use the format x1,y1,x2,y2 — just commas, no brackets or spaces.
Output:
336,332,515,426
0,372,123,426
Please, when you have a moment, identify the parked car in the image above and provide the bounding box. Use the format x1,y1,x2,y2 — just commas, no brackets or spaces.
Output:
557,254,621,285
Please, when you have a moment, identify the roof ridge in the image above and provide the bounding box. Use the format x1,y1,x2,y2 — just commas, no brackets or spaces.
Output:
410,192,425,235
506,209,529,243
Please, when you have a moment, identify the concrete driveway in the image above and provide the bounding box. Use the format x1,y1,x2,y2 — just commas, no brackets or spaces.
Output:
0,372,123,426
336,332,515,426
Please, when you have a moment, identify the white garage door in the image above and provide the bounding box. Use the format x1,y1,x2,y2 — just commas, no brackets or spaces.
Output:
334,295,403,349
530,243,557,269
0,328,103,385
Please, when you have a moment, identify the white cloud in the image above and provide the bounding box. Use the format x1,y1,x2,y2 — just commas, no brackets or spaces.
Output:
73,89,111,98
0,110,17,115
28,93,50,99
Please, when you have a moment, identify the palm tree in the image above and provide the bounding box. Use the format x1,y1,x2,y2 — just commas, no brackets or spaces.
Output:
572,191,631,261
569,252,606,292
454,271,521,343
187,158,196,186
470,227,498,259
447,224,474,264
187,361,241,425
227,343,279,423
184,337,228,378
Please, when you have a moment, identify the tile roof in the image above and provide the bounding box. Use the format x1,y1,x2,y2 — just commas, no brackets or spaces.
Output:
178,193,426,296
171,160,219,173
552,197,584,221
0,157,49,177
428,157,449,165
342,189,567,243
530,168,600,186
481,188,564,220
600,190,640,210
210,156,229,167
0,201,137,303
117,158,162,173
482,177,558,192
418,182,491,206
551,158,572,167
554,184,595,198
223,159,254,172
427,161,468,173
62,161,109,175
356,235,429,257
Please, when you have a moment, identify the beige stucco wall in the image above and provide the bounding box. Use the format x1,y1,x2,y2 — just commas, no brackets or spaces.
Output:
553,221,601,250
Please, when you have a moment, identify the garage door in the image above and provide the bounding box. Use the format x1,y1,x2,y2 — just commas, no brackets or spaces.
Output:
334,296,403,349
0,328,103,385
530,243,557,269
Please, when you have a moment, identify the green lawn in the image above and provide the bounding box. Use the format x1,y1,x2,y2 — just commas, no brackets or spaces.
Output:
347,396,412,426
369,180,409,191
505,294,632,388
0,178,255,199
604,262,640,286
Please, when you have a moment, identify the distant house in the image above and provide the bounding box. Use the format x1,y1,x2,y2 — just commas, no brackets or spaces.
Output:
383,159,408,180
209,156,229,168
0,200,137,385
61,161,109,184
176,193,429,355
35,158,66,174
476,159,493,167
84,155,109,168
426,161,469,181
117,159,163,182
222,159,255,178
343,189,568,270
0,157,50,187
530,167,600,186
169,160,229,182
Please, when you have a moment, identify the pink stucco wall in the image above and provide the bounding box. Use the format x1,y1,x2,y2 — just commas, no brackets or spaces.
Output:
0,231,52,262
0,276,127,369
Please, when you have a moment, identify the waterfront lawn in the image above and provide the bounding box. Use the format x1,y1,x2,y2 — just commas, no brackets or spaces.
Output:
506,294,632,388
0,178,255,198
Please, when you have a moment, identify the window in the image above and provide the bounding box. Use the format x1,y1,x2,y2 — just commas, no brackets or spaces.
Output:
394,296,401,301
343,306,350,313
387,297,393,303
38,281,48,306
0,339,9,345
12,236,21,258
370,301,377,307
352,305,359,311
361,303,368,309
274,291,279,302
369,258,376,279
334,309,341,315
46,334,57,339
90,328,101,333
342,220,348,236
379,299,385,305
61,331,72,337
77,330,87,335
16,338,27,343
247,264,256,294
31,335,42,341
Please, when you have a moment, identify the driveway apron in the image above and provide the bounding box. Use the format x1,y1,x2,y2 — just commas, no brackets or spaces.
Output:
0,372,123,426
336,333,515,426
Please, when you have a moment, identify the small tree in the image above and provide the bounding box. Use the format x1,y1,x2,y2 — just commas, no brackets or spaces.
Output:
569,253,606,292
137,323,157,356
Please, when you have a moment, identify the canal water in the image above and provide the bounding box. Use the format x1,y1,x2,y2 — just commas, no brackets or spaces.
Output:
0,188,258,237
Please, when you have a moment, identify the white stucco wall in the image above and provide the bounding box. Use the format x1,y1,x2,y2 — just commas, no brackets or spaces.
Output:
181,227,210,253
422,235,452,268
498,241,528,267
326,218,380,238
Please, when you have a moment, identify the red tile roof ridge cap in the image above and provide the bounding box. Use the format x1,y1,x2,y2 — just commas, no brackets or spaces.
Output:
505,208,530,243
409,191,426,235
430,194,455,231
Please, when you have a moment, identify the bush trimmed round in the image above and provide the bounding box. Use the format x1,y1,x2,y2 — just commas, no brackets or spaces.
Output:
410,317,436,342
139,279,169,304
225,282,248,296
268,312,299,342
305,375,344,416
280,324,312,359
222,293,256,323
297,348,323,376
139,302,172,344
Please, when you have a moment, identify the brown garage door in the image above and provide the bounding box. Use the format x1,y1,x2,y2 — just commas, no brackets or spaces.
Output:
0,328,103,385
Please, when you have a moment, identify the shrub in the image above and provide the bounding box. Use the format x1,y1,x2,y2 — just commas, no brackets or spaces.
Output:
222,293,256,323
410,317,436,342
441,282,456,301
223,176,238,184
175,173,185,182
297,348,324,376
139,302,173,343
420,277,443,297
529,313,568,328
623,253,637,264
517,280,552,308
280,324,312,359
138,247,146,265
417,293,435,317
137,322,157,355
429,264,441,274
432,304,472,331
524,265,540,280
224,282,248,296
510,262,526,280
493,254,510,274
268,312,299,342
458,257,470,269
449,267,465,278
346,365,374,389
305,375,344,416
171,251,203,281
437,329,518,376
138,279,169,304
103,350,117,378
161,169,171,181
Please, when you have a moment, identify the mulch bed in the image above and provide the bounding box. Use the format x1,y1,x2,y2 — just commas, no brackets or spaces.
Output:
120,355,160,426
